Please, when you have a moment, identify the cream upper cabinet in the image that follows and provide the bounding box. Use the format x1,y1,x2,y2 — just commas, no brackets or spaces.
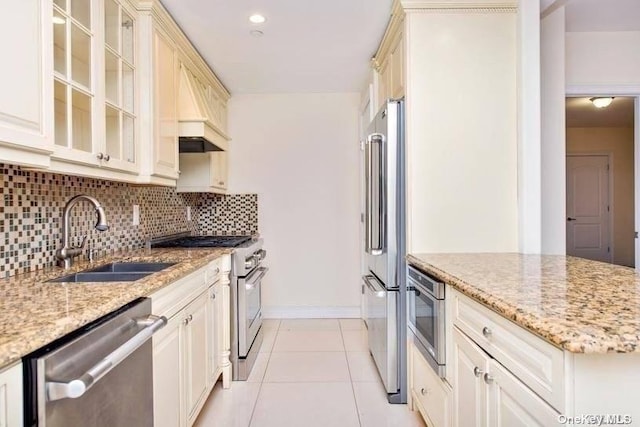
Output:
49,0,140,181
0,1,53,168
177,150,228,193
135,1,180,185
373,9,405,112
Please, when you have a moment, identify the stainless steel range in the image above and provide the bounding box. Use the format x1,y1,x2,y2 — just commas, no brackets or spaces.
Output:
152,234,268,380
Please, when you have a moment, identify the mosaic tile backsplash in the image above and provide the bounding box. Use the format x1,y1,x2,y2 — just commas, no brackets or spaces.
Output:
0,164,258,278
197,194,258,236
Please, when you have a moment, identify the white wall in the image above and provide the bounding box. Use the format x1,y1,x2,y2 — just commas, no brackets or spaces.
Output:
566,31,640,89
406,12,519,253
228,93,362,318
540,7,566,255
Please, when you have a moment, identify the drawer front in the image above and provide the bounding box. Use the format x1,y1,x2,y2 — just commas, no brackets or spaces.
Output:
151,267,207,318
205,259,221,285
452,290,564,412
411,342,451,427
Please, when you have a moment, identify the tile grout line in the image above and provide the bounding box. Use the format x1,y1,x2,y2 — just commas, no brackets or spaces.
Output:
340,320,364,427
247,320,281,427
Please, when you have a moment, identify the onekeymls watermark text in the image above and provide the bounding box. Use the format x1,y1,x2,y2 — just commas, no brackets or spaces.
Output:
558,414,633,425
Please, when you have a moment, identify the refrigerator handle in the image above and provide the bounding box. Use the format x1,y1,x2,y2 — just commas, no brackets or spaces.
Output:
367,133,386,255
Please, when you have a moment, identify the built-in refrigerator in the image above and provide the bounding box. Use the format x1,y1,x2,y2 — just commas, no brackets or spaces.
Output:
362,99,406,404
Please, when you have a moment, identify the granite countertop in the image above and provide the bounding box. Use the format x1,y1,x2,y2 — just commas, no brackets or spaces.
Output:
407,253,640,354
0,247,232,369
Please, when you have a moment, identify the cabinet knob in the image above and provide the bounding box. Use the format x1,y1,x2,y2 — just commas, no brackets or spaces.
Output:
97,152,104,160
473,367,484,378
483,373,494,384
211,292,216,300
104,154,110,162
482,327,492,338
420,388,428,396
188,314,193,322
183,317,190,325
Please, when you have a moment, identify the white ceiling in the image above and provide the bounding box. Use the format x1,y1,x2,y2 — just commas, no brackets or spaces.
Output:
564,0,640,32
565,97,635,128
160,0,393,94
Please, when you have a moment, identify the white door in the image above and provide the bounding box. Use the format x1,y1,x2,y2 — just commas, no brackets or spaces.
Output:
452,328,488,427
153,313,184,427
184,292,209,422
487,360,560,427
566,155,611,262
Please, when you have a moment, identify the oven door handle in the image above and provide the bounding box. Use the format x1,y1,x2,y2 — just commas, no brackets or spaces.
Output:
246,267,269,291
45,315,167,402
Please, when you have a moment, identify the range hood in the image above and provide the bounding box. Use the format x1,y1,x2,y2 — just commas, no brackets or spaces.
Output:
178,65,230,153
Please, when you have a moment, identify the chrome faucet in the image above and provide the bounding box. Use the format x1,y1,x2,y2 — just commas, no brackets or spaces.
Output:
56,195,109,269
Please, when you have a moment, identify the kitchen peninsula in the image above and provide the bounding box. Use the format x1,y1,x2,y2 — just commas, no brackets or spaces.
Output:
407,253,640,426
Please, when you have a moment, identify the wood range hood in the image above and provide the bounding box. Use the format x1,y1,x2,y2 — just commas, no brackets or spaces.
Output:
178,64,230,153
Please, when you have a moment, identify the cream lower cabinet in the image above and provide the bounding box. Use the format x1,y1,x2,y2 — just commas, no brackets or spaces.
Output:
0,0,53,168
410,342,452,427
152,257,231,427
452,327,560,427
0,362,23,427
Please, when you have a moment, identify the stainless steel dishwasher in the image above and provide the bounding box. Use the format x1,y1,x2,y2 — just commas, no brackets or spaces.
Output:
23,298,167,427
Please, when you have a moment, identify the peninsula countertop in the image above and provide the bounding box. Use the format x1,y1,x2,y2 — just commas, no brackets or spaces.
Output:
407,253,640,354
0,247,232,370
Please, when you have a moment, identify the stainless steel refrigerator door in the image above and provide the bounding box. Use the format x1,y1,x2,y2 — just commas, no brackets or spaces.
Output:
364,100,401,290
363,274,398,393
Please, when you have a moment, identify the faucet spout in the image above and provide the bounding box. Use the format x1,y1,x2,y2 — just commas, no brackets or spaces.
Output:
56,195,109,268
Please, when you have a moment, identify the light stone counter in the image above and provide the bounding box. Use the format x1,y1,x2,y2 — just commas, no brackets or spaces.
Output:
0,247,231,369
407,253,640,353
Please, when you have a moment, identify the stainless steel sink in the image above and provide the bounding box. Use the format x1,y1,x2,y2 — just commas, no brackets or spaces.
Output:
47,272,153,283
84,262,176,273
47,262,176,283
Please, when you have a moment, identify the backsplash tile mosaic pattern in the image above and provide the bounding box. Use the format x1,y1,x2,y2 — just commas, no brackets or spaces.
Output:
197,194,258,236
0,164,258,278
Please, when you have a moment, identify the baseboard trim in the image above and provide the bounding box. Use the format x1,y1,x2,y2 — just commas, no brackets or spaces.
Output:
262,306,362,319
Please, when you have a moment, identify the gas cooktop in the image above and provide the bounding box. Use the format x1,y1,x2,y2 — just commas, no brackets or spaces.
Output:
151,235,253,248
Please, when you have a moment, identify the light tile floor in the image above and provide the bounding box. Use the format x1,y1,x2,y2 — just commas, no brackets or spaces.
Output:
194,318,426,427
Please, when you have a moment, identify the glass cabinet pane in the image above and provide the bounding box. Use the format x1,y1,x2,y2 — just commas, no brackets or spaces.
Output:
53,11,67,76
122,11,134,64
105,49,119,105
70,0,90,29
123,114,135,163
54,81,68,147
105,0,119,52
105,106,121,160
71,89,92,152
71,24,91,88
54,0,67,10
122,63,134,113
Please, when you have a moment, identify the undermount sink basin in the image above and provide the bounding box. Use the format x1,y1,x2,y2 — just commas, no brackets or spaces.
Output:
47,262,176,283
84,262,176,273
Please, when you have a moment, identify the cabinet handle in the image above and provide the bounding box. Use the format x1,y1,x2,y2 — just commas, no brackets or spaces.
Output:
483,373,494,384
188,314,193,322
482,327,492,338
420,388,428,396
97,152,104,160
473,367,484,378
211,292,216,300
104,154,110,162
183,317,190,325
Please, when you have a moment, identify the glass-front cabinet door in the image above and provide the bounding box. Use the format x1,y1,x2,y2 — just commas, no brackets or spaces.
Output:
103,0,137,172
52,0,138,175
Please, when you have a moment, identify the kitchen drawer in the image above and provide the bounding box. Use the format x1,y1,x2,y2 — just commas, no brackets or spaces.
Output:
411,341,451,427
151,266,208,318
452,290,565,412
205,259,221,285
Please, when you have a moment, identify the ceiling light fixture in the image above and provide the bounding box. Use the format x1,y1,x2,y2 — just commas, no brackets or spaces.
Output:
53,16,66,25
590,97,615,108
249,14,266,24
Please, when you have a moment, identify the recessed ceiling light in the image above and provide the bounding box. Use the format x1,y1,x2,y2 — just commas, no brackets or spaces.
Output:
250,30,264,37
590,97,615,108
53,16,66,25
249,14,266,24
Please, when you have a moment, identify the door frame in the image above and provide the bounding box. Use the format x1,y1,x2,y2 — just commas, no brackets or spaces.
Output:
566,152,614,263
566,88,639,267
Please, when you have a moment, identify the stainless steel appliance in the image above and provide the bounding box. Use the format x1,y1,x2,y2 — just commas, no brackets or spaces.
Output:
23,298,166,427
151,234,268,380
407,266,446,377
363,99,406,404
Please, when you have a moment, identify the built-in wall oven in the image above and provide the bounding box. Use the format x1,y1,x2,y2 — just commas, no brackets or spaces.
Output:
408,266,446,377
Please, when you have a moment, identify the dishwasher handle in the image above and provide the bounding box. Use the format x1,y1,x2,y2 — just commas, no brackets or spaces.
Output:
46,314,167,402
